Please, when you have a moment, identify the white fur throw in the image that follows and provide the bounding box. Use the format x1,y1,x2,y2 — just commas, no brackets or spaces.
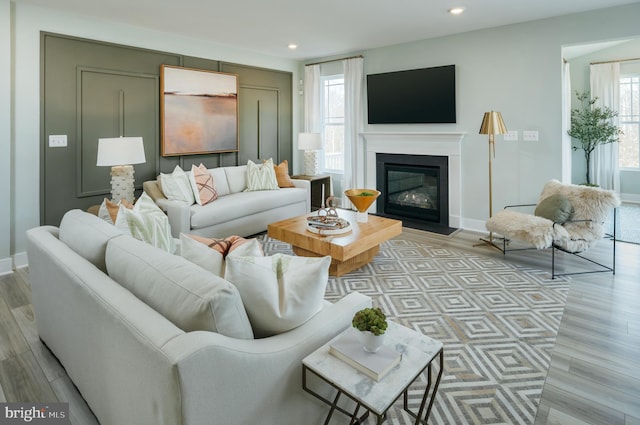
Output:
486,210,570,249
486,179,620,252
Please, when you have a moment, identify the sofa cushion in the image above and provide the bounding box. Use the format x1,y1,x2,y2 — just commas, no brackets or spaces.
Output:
106,236,253,339
190,188,307,230
98,198,133,224
210,167,230,197
180,234,263,277
160,165,195,204
534,193,572,223
189,163,218,206
225,254,330,338
59,209,125,273
245,158,279,191
114,193,175,253
224,165,248,194
274,159,295,188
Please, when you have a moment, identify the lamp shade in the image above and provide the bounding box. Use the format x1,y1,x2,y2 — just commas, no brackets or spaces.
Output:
96,137,146,166
479,111,507,136
298,132,322,151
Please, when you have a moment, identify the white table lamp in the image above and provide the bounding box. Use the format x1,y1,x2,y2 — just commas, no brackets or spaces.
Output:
298,132,322,176
97,136,146,203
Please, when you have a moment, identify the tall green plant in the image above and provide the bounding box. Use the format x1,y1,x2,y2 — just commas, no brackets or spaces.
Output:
568,91,623,185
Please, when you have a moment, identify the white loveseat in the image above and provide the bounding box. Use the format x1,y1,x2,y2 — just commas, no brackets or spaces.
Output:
26,209,370,425
143,164,310,238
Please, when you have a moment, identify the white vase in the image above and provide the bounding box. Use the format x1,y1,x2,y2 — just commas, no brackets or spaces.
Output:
357,330,385,353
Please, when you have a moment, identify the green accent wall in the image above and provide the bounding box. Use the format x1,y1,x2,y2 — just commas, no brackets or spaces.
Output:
41,33,292,225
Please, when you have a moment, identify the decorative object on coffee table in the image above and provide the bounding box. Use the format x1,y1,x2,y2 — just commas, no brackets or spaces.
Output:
344,189,381,223
352,307,388,353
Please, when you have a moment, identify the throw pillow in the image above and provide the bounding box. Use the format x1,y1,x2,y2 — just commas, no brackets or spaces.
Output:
159,165,195,204
245,158,279,191
225,253,331,338
189,163,218,205
273,159,295,188
98,198,133,224
180,234,264,277
115,192,175,253
535,193,573,223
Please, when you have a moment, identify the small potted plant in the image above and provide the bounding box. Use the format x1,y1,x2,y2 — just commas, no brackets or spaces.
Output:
352,307,388,353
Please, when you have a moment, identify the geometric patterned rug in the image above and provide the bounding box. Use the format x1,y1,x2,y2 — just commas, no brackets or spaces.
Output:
259,235,570,425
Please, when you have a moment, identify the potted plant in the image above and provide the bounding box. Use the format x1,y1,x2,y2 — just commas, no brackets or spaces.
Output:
568,91,623,186
352,307,388,353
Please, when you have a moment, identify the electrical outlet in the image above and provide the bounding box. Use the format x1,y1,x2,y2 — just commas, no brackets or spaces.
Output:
49,135,68,147
503,130,518,141
523,131,539,142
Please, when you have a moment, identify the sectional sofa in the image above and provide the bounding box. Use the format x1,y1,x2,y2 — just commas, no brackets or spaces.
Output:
26,209,370,425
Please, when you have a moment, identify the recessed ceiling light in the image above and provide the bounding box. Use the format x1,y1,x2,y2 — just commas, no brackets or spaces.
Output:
288,43,298,50
448,7,465,15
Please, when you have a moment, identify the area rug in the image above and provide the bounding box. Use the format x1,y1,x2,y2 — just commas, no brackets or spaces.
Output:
258,235,570,425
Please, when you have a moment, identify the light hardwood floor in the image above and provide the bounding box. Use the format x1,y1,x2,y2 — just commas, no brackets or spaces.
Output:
0,230,638,425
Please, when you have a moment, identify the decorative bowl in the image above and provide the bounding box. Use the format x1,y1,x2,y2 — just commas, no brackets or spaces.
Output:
344,189,381,213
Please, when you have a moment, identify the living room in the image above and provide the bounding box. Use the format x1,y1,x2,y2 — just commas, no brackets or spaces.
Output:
0,1,639,424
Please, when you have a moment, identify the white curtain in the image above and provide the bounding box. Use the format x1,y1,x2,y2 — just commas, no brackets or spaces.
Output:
562,60,572,183
342,57,364,208
590,62,620,191
304,64,321,133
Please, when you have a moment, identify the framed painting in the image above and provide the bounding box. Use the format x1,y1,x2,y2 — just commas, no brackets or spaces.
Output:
161,65,239,156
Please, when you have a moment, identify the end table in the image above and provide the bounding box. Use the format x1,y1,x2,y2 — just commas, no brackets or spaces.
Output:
292,174,331,211
302,321,443,425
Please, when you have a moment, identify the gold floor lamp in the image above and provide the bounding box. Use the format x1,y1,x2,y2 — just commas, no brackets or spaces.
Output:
477,110,507,249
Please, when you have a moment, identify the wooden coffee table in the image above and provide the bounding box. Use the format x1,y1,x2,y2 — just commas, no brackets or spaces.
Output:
267,209,402,277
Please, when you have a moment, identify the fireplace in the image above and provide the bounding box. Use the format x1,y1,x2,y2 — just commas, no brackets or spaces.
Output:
362,132,464,232
376,153,452,233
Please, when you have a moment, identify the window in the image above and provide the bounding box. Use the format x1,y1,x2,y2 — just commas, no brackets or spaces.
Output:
619,75,640,169
320,75,344,172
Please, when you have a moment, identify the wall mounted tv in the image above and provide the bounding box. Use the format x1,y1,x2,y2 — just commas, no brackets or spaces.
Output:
367,65,456,124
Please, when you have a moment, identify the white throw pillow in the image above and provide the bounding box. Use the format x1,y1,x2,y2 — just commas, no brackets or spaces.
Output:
225,254,330,337
245,158,279,191
180,234,263,277
160,165,195,204
115,192,175,253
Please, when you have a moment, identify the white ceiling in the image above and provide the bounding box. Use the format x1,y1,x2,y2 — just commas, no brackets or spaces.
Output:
13,0,640,60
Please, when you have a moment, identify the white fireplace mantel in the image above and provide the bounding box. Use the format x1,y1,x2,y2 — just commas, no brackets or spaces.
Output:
361,132,465,228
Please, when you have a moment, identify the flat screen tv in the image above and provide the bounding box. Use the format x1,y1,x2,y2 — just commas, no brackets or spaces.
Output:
367,65,456,124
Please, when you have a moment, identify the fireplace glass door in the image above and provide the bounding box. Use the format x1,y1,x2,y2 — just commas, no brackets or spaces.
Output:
385,165,440,223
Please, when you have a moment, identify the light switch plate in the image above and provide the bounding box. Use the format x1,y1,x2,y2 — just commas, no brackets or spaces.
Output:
503,130,518,141
523,131,539,142
49,135,68,147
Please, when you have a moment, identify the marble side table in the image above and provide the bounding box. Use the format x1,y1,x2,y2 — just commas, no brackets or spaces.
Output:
302,321,444,425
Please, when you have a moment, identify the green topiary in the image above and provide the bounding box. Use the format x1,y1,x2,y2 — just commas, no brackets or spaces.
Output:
568,91,623,185
352,307,388,336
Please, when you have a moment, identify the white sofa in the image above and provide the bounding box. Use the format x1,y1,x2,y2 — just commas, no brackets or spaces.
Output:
26,209,370,425
143,164,310,238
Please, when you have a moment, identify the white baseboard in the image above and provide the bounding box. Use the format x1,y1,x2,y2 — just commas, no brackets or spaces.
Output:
0,252,29,275
0,257,12,276
461,217,489,234
13,252,28,269
620,193,640,203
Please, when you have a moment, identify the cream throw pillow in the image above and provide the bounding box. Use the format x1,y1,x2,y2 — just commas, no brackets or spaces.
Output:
245,158,279,191
225,254,330,337
180,234,263,277
160,165,195,204
115,192,175,253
